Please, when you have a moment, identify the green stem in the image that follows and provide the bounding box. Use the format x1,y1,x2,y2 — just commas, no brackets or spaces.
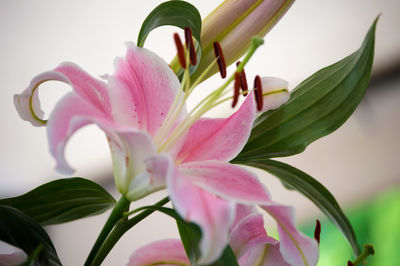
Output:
352,244,375,265
90,196,170,266
84,195,130,266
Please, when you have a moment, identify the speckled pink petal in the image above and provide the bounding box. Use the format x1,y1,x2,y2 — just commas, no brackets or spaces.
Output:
111,43,183,136
167,166,235,265
128,239,190,266
176,94,255,163
14,62,111,127
179,160,271,204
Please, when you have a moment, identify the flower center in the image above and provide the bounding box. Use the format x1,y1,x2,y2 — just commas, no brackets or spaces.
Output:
154,28,269,154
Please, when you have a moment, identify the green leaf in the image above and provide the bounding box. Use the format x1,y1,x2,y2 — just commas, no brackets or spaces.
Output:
137,0,202,75
239,158,361,256
133,205,238,265
0,205,62,265
233,17,377,161
137,0,201,47
0,177,116,225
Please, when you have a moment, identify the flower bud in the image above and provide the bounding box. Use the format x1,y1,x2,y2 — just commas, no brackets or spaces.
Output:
183,0,294,83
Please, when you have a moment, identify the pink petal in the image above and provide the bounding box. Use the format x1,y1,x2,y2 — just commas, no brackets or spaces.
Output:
230,213,277,259
111,43,182,136
261,204,319,266
14,62,111,127
167,167,235,265
259,76,290,112
47,92,115,174
176,94,256,163
128,239,190,266
179,160,271,204
179,161,318,265
239,242,291,266
231,204,258,233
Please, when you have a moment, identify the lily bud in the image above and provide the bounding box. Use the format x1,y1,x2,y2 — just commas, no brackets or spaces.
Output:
174,0,294,83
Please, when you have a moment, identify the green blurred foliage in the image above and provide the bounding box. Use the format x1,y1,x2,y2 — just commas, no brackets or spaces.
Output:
302,188,400,265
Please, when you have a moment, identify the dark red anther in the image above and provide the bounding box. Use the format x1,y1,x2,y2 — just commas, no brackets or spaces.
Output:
213,42,226,78
174,33,186,69
348,261,354,266
314,220,321,244
232,72,241,108
184,27,197,66
236,61,248,96
253,75,263,111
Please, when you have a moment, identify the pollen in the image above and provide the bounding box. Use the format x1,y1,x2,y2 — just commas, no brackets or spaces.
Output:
314,219,321,244
184,27,197,66
213,41,226,78
174,33,186,69
236,61,248,96
253,75,263,111
232,72,241,108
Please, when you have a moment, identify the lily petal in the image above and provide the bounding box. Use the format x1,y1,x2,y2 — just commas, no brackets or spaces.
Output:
128,239,190,266
167,167,235,265
179,160,318,266
261,204,319,266
230,212,277,259
239,242,290,266
47,92,115,174
111,43,182,136
177,94,255,163
14,62,110,127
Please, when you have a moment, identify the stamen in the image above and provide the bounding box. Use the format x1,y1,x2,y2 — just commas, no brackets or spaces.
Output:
213,42,227,78
314,220,321,244
174,33,186,69
232,72,240,108
236,61,248,96
184,27,197,66
253,75,263,111
348,261,354,266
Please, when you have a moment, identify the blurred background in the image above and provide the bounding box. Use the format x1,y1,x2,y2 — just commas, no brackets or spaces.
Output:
0,0,399,265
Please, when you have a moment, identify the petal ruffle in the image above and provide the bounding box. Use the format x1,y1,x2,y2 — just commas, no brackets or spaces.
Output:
14,62,111,127
179,161,318,266
111,43,182,136
167,166,235,265
176,94,256,163
128,239,190,266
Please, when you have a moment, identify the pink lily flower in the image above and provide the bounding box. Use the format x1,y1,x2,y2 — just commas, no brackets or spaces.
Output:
128,205,316,265
14,39,315,264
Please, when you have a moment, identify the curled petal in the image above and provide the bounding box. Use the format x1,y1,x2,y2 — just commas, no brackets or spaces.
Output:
177,94,255,163
47,93,115,174
259,76,290,112
261,204,319,266
168,167,235,264
128,239,190,266
111,43,183,136
14,62,111,127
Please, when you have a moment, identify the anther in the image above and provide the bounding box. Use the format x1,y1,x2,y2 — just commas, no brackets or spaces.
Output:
232,72,241,108
347,261,354,266
236,61,248,96
174,33,186,69
213,42,226,78
184,27,197,66
253,75,263,111
314,220,321,244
